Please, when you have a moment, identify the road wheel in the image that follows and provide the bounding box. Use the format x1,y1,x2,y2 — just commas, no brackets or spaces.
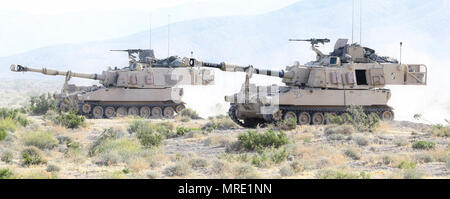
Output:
163,107,175,119
381,110,394,121
116,107,127,117
128,106,139,116
104,106,116,118
82,103,91,114
92,106,104,119
312,112,325,125
140,106,151,118
151,107,162,118
272,110,283,121
283,111,297,122
298,112,311,125
175,104,185,113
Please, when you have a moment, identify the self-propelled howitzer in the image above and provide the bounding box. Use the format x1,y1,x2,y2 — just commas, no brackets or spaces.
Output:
190,38,427,127
11,49,215,119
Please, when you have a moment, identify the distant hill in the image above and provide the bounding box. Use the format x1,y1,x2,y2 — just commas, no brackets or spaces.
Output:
1,0,449,122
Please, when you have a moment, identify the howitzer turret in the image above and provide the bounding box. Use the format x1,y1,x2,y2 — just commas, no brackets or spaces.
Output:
10,49,215,119
192,38,428,128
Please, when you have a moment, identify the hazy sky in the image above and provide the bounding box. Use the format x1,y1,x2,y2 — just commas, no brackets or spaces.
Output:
0,0,300,56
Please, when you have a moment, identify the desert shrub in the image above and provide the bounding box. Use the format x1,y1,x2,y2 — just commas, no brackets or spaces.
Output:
279,165,294,177
327,134,345,141
431,124,450,137
398,161,417,169
344,149,360,160
28,93,57,115
412,141,436,150
180,108,201,119
330,105,380,132
127,119,146,134
325,113,345,125
23,131,58,150
232,164,259,179
270,148,289,164
237,130,289,152
164,162,191,177
446,158,450,169
128,119,176,139
353,135,370,146
176,126,191,136
403,169,424,179
188,158,208,169
0,118,19,133
0,168,14,179
0,128,6,141
382,155,393,165
276,118,297,131
180,117,190,122
0,108,29,127
93,138,144,166
204,135,234,147
53,111,85,129
1,151,13,163
211,160,230,174
21,146,47,166
414,153,435,163
136,127,164,148
325,125,355,135
316,170,370,179
202,116,238,132
46,164,61,173
251,153,270,168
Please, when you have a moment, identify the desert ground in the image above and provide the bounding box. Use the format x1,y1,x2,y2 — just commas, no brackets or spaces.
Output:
0,111,448,179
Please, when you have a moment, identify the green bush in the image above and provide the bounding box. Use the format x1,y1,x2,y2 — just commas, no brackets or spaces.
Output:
403,169,423,179
92,138,144,166
0,108,29,127
327,106,380,132
202,116,238,132
398,161,417,169
128,119,176,139
237,130,289,152
21,146,47,166
0,128,6,141
414,153,435,163
88,128,125,157
136,126,163,148
23,131,58,150
0,168,14,179
431,124,450,137
53,111,86,129
412,141,436,150
279,165,294,177
0,118,19,133
176,126,191,136
180,108,201,119
29,93,57,115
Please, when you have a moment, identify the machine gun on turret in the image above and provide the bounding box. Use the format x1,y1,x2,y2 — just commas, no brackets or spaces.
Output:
288,38,330,47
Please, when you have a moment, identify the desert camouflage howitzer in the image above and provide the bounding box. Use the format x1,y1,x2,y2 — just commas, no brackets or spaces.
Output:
11,49,215,119
190,38,427,127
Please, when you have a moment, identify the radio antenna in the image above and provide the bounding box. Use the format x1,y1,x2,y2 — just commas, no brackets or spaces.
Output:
149,14,152,49
352,0,355,44
360,0,363,45
168,14,170,57
400,42,403,64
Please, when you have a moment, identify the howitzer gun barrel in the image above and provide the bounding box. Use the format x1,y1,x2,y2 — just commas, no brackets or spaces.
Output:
10,64,105,81
189,59,293,78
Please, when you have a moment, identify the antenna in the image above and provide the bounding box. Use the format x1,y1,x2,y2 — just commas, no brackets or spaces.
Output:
168,14,170,57
149,14,152,49
400,42,403,64
359,0,362,45
352,0,354,43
